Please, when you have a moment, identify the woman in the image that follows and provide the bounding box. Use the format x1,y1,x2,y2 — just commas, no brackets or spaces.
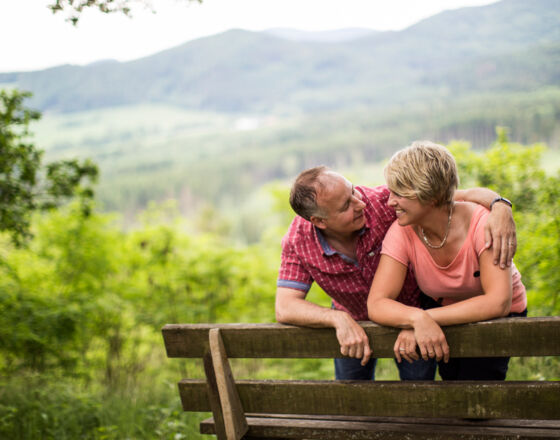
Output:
367,141,527,380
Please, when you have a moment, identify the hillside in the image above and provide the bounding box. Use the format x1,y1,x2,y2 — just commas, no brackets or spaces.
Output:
3,0,560,221
1,0,559,114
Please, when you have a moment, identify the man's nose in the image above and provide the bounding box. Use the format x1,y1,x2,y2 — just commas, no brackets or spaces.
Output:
354,197,366,210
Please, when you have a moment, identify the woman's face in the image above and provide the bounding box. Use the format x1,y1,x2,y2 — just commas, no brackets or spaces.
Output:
387,190,431,226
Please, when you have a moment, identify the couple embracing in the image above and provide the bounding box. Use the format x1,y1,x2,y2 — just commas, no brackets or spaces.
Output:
276,141,527,381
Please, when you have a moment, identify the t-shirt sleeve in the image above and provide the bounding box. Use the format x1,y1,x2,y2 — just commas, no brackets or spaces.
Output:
473,208,490,257
380,220,411,267
277,235,312,292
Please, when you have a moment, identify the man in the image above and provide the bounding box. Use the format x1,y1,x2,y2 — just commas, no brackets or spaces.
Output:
276,166,516,380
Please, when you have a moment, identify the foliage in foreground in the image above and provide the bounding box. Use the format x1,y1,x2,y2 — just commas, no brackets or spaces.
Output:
0,133,559,439
0,89,98,246
449,128,560,316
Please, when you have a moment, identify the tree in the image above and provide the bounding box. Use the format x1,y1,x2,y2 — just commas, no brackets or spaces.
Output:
448,131,560,315
0,89,98,245
48,0,202,25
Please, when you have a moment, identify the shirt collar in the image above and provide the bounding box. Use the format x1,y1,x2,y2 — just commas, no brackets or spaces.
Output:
314,226,366,256
315,227,336,256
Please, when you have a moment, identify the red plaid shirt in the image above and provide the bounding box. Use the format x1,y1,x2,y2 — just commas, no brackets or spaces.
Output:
278,185,421,321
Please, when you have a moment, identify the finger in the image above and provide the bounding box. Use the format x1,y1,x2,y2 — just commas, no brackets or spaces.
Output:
419,343,429,361
354,344,363,360
406,340,419,361
394,345,403,363
361,344,372,366
340,345,348,357
399,341,413,364
500,236,508,269
394,337,404,363
492,235,501,266
433,343,444,362
402,352,414,364
442,341,450,363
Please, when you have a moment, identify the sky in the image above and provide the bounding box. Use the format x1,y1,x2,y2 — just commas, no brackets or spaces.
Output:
1,0,499,73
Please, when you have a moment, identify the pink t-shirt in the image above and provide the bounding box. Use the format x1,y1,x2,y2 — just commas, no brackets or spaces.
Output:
381,205,527,313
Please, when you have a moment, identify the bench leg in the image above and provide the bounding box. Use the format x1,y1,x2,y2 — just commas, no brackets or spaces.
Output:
204,328,249,440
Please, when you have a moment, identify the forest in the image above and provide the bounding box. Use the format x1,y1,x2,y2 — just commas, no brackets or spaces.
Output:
1,0,560,438
1,124,559,438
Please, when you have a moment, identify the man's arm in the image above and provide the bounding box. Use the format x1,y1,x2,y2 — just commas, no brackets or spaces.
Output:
275,287,372,365
454,188,516,268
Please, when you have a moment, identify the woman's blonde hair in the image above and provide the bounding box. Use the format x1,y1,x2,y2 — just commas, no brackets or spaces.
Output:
384,141,459,206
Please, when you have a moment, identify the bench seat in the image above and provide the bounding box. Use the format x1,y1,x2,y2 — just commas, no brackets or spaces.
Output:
200,414,560,439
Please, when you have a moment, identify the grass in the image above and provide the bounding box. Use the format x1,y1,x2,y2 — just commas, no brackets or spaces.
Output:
0,373,207,440
3,353,556,440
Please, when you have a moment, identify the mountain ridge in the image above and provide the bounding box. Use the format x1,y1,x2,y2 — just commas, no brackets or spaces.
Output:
1,0,558,114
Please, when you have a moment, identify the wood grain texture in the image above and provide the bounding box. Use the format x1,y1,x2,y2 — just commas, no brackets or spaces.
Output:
178,379,560,420
208,329,248,440
202,352,227,440
200,416,560,439
162,317,560,359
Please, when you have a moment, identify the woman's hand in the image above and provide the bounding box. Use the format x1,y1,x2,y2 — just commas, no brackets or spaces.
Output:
394,329,419,364
412,311,450,363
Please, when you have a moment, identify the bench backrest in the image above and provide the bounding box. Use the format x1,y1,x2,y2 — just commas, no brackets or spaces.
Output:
162,317,560,439
163,317,560,359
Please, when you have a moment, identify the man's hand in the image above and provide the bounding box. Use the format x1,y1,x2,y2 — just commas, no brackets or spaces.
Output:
484,202,516,268
333,311,372,366
394,329,419,364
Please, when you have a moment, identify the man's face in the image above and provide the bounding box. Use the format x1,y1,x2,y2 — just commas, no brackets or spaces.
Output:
312,172,366,235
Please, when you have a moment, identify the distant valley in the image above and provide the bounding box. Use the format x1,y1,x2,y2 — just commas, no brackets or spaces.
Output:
1,0,559,226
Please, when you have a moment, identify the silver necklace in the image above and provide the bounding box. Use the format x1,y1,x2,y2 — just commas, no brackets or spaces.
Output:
420,203,454,249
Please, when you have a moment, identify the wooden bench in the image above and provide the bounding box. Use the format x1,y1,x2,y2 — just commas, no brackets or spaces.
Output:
162,317,560,439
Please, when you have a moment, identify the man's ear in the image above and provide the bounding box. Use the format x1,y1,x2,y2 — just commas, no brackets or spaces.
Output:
310,215,327,229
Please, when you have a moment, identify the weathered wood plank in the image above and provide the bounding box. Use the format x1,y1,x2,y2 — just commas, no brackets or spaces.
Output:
178,379,560,420
179,379,210,411
243,413,560,429
208,329,248,440
200,416,560,439
202,352,228,440
162,317,560,359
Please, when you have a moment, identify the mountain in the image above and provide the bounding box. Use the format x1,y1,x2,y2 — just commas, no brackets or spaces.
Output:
1,0,558,114
3,0,560,220
263,28,377,42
